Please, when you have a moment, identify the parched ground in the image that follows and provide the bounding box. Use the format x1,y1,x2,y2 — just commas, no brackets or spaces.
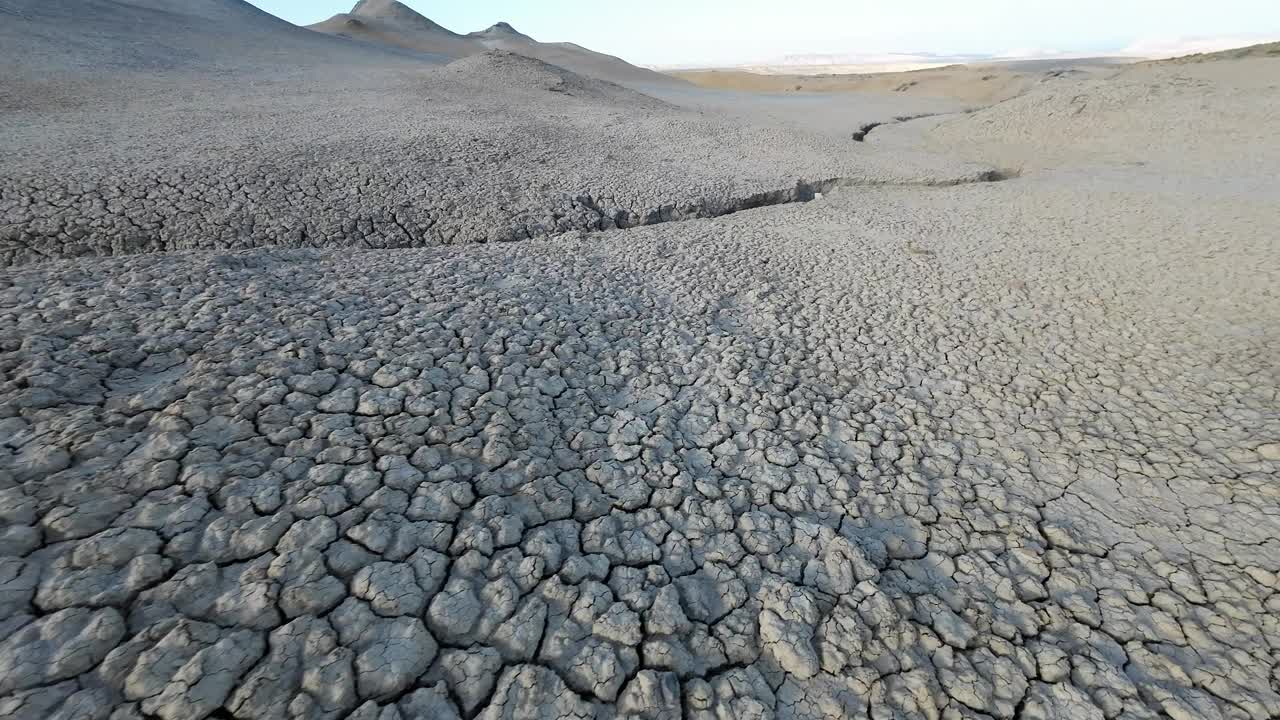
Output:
2,172,1277,719
1,3,1279,720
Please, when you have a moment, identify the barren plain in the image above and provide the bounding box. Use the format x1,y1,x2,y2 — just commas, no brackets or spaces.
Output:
1,2,1277,720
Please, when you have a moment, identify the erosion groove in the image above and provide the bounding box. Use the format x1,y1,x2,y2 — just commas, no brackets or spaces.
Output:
0,173,1004,267
853,113,944,142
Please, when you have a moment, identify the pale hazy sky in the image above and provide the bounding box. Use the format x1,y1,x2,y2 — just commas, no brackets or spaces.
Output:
251,0,1280,67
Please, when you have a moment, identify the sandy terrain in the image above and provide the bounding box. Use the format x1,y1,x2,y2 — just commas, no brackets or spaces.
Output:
885,57,1280,187
1,2,1278,720
670,66,1040,103
669,60,1125,104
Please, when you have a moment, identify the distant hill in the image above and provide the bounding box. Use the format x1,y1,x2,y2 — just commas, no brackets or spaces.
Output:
308,0,679,86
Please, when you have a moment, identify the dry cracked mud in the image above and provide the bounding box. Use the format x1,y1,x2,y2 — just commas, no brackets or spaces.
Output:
2,2,1279,720
3,179,1278,719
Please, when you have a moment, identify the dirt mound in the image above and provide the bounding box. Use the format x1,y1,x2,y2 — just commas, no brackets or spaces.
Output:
443,50,667,106
349,0,444,24
496,40,678,87
465,22,676,87
308,0,479,59
468,21,536,43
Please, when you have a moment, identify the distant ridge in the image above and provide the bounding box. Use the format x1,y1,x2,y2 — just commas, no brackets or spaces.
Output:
1147,41,1280,65
308,0,680,86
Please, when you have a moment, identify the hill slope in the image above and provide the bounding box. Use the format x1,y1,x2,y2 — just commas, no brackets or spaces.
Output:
0,0,407,74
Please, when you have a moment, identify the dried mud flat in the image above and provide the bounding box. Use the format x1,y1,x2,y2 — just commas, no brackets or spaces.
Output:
1,3,1279,720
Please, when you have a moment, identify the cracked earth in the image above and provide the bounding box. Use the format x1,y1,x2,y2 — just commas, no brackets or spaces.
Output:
2,2,1279,720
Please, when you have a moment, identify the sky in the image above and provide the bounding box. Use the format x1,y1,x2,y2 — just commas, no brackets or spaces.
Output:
251,0,1280,68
